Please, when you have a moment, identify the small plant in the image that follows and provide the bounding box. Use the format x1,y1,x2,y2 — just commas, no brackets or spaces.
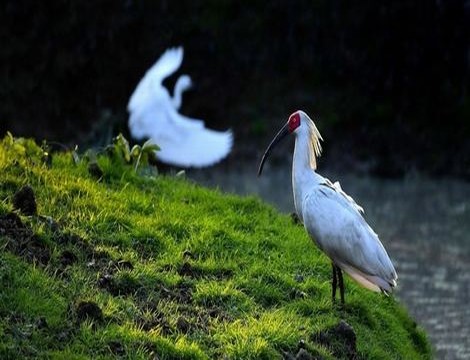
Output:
106,134,160,172
1,132,50,166
2,132,160,175
70,133,160,175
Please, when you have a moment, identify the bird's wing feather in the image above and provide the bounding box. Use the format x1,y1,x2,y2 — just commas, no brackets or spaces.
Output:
166,104,205,129
322,179,364,214
136,103,231,167
128,95,173,140
302,185,397,287
149,124,233,167
145,47,184,83
128,47,184,112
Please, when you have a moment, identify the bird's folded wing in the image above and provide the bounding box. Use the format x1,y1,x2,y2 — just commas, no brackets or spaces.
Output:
321,179,364,213
303,187,396,282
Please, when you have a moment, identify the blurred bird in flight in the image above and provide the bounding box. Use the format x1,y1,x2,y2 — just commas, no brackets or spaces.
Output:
128,46,233,167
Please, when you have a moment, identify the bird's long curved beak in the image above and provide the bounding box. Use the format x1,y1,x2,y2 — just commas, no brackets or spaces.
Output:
257,123,290,176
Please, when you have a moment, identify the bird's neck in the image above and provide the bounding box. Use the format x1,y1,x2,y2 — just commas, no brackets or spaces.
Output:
292,131,318,176
292,131,322,220
172,76,189,110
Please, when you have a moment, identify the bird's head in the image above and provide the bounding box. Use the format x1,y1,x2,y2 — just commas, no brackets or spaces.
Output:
287,110,302,133
258,110,322,176
176,75,193,92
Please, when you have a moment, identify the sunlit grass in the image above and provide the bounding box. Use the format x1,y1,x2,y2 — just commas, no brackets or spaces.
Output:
0,136,431,359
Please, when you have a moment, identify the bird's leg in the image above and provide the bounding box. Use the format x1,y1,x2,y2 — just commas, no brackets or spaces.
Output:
331,263,337,303
336,265,345,305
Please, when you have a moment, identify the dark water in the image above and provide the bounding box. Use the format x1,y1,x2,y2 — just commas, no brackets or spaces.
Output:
189,166,470,360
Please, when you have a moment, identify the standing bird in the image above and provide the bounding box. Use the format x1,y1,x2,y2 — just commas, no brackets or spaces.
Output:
128,46,233,167
258,110,397,304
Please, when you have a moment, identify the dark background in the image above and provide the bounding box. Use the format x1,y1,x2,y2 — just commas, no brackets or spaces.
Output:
1,1,469,178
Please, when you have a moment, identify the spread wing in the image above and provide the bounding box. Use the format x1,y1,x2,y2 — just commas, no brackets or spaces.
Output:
146,105,232,167
128,47,184,112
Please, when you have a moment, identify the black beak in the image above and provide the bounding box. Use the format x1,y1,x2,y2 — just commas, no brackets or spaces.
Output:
257,123,290,176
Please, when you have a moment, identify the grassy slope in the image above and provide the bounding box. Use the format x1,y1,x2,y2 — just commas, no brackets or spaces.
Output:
0,137,431,359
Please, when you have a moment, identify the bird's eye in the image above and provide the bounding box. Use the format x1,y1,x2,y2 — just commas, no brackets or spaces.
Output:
288,113,301,132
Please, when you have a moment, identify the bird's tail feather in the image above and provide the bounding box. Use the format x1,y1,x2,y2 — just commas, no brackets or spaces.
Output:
337,261,397,293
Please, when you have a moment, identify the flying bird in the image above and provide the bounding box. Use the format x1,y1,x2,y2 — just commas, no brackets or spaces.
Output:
258,110,397,304
128,46,233,167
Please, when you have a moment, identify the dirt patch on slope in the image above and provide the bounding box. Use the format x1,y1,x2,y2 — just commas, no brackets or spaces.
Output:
312,320,357,359
12,185,37,216
0,212,51,265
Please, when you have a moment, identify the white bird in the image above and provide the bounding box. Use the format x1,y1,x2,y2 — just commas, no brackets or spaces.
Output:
258,110,397,304
128,46,233,167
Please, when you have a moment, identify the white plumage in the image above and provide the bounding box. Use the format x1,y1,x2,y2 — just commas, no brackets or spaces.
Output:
128,46,233,167
258,110,397,303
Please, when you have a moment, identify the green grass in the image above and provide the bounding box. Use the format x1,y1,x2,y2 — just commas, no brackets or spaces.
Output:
0,135,431,359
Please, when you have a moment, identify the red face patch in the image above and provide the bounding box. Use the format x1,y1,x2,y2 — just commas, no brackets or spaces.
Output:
288,112,301,132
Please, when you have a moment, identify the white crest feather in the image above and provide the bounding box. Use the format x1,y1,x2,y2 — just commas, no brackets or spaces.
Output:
303,113,323,170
